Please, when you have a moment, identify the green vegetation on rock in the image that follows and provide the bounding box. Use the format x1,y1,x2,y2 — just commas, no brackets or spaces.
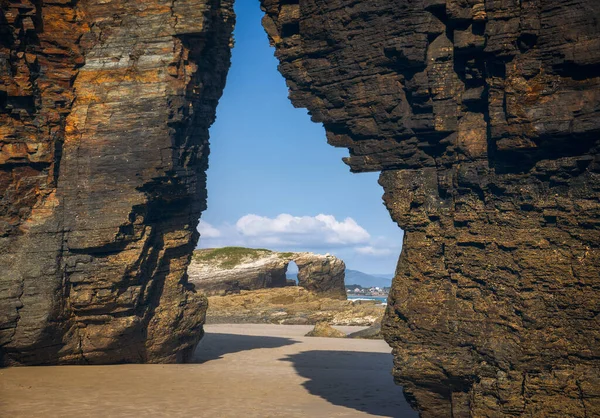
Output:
278,252,296,259
193,247,273,269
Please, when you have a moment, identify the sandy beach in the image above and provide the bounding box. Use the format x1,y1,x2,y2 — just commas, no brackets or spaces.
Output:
0,324,417,417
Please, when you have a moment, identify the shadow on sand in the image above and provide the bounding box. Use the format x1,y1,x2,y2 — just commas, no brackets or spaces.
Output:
282,350,418,418
192,333,299,363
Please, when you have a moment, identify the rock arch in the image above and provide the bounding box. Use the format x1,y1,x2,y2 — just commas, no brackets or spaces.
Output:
0,1,599,417
187,249,346,300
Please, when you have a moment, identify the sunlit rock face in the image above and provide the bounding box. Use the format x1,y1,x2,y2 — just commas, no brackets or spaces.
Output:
188,249,346,300
260,0,600,416
0,0,234,365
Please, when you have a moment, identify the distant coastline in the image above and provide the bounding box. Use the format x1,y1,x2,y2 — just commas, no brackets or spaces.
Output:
347,295,388,304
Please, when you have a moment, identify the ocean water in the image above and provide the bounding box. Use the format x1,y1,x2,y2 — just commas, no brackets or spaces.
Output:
348,295,388,303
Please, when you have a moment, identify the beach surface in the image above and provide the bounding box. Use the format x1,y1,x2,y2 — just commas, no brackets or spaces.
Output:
0,324,417,417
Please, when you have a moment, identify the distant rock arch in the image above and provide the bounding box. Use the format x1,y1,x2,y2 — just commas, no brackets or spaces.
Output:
188,248,346,300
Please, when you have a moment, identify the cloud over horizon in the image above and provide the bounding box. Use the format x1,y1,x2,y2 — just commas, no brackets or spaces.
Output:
197,214,399,264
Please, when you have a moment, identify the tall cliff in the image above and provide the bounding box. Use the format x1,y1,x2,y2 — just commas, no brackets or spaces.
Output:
0,0,234,365
1,1,599,416
260,0,600,416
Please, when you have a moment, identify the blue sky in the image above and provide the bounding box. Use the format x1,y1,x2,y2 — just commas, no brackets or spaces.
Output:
198,1,404,273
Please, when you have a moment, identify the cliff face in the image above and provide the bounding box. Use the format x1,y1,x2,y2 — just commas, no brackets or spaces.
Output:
2,1,599,416
0,0,234,365
260,0,600,416
188,248,347,299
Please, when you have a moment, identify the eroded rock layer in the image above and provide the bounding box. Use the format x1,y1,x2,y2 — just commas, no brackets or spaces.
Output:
188,248,346,299
0,0,234,365
260,0,600,416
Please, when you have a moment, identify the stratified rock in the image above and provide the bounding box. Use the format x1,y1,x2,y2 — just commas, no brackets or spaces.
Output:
0,1,234,365
305,322,347,339
188,248,347,299
188,248,288,296
260,0,600,416
294,253,346,299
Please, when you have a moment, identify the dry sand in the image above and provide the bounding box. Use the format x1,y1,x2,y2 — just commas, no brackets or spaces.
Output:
0,324,418,417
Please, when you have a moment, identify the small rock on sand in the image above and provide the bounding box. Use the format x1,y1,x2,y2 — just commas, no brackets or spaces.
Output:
347,320,383,339
305,322,347,338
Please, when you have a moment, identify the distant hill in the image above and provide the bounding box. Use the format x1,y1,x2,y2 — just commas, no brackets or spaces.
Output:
345,270,392,288
288,269,393,289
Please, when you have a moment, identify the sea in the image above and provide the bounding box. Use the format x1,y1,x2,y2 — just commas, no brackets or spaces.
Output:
347,295,388,303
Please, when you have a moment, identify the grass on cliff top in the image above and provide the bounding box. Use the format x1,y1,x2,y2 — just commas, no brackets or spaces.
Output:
193,247,274,269
278,252,295,259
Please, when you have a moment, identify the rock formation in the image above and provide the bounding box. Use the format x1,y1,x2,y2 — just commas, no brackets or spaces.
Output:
294,252,346,299
207,287,383,326
305,321,347,338
0,0,235,365
188,247,347,299
1,1,599,416
188,248,288,295
260,0,600,416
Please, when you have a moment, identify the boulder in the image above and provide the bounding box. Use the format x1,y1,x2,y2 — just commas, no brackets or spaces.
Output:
305,322,347,339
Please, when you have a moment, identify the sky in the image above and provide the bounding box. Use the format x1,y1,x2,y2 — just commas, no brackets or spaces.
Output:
197,1,404,274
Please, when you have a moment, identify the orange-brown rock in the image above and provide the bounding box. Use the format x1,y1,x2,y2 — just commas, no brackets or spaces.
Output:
0,0,234,365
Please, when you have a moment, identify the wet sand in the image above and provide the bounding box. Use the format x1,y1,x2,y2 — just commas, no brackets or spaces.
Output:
0,324,417,417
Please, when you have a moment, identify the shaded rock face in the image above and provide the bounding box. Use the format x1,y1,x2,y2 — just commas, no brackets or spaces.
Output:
294,253,346,299
260,0,600,416
0,0,234,365
188,249,346,299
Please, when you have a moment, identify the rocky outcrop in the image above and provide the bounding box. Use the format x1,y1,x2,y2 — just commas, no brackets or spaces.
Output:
188,247,347,299
188,248,289,296
260,0,600,416
207,287,383,326
0,0,234,365
294,252,346,299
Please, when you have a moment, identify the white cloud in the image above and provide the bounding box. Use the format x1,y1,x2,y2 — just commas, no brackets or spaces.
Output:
196,214,402,270
355,246,394,257
197,220,221,238
235,213,370,245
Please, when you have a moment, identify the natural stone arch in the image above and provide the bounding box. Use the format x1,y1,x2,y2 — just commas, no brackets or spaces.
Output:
187,249,346,300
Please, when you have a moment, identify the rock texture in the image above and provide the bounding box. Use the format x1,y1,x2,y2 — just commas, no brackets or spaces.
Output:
188,248,289,296
2,1,599,416
0,0,234,365
347,320,383,340
294,252,346,299
305,321,347,338
260,0,600,416
188,248,347,299
207,287,383,326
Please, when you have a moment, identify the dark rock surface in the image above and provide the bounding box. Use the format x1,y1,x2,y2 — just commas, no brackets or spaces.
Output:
347,320,383,340
260,0,600,416
0,0,235,365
